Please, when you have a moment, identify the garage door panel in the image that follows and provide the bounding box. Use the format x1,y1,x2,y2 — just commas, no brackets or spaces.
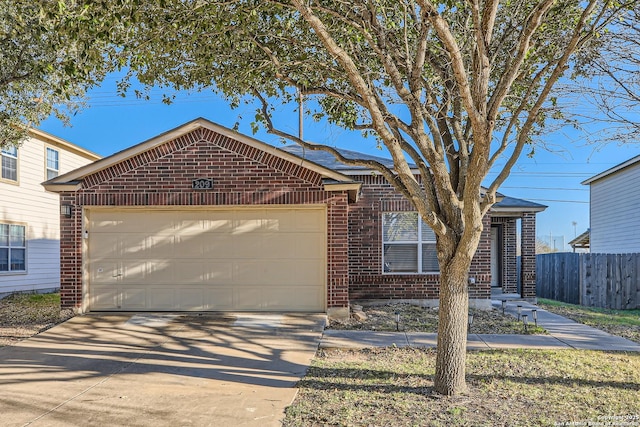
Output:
144,235,175,258
89,234,122,259
205,212,234,233
88,208,326,312
263,260,299,285
234,288,263,310
263,234,296,259
93,213,172,234
121,261,147,282
175,214,210,235
173,234,207,257
294,232,325,258
178,288,205,310
91,286,120,310
130,212,175,234
205,262,234,284
171,262,207,284
233,260,266,284
148,288,176,310
205,288,234,309
174,234,234,258
265,287,323,310
124,260,175,284
89,262,121,285
295,210,325,231
262,210,291,231
233,212,264,234
232,234,264,258
201,234,233,258
293,260,325,286
122,288,147,310
150,261,179,284
294,287,326,310
120,234,148,257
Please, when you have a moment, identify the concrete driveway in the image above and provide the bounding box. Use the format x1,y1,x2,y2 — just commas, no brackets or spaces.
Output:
0,313,325,427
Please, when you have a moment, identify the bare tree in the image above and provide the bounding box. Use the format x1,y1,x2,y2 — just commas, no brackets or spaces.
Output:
7,0,639,395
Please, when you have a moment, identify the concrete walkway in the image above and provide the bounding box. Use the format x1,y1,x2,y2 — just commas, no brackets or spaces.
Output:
320,301,640,351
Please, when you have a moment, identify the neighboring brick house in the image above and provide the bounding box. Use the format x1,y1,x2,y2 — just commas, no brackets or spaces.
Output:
1,129,100,297
44,118,544,317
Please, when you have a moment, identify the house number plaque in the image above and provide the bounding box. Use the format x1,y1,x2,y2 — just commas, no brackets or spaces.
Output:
192,178,213,190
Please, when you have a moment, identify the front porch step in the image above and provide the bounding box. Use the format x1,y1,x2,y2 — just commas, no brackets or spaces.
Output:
491,289,523,301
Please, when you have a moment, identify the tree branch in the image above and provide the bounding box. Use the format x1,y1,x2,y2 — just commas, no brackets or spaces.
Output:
484,0,605,212
487,0,556,119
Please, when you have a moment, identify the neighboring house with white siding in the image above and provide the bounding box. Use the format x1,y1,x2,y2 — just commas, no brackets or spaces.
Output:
1,129,100,296
582,154,640,253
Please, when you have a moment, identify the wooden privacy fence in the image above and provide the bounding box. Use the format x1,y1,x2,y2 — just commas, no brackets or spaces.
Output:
536,252,640,309
536,253,580,304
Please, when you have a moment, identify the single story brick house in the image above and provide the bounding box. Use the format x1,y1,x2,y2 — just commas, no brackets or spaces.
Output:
44,118,545,318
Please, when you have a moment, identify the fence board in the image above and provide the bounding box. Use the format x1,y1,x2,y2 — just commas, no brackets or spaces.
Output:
536,253,580,304
536,252,640,309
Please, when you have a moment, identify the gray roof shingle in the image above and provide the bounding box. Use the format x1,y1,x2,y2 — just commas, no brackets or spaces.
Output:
279,144,546,211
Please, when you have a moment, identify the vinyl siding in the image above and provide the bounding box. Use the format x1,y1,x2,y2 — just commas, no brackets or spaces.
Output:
0,135,97,294
590,162,640,253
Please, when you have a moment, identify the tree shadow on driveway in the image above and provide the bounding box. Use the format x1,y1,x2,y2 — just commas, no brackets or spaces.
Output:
0,313,325,427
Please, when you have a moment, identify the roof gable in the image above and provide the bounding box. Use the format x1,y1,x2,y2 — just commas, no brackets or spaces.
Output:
29,128,101,161
44,118,356,192
582,154,640,185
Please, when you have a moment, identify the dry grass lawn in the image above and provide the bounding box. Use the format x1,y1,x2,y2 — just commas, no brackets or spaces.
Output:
285,348,640,427
3,293,639,426
329,302,546,334
0,293,73,347
539,299,640,344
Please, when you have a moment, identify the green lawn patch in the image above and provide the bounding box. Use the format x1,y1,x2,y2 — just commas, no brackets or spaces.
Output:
284,348,640,426
538,299,640,343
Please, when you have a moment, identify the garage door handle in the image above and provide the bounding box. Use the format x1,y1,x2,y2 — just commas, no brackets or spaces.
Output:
112,273,123,277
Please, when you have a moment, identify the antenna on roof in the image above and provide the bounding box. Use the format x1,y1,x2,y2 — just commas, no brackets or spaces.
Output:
298,88,304,141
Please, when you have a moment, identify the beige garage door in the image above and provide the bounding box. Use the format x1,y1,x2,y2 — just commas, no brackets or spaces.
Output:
86,207,326,311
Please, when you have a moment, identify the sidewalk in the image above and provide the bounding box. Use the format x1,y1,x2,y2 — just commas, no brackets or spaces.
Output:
320,301,640,351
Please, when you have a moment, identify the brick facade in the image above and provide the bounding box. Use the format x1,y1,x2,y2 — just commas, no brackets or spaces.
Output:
55,121,541,313
491,213,539,298
347,174,492,302
58,128,350,311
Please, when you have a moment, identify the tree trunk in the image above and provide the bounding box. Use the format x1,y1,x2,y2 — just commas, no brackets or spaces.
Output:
434,260,470,395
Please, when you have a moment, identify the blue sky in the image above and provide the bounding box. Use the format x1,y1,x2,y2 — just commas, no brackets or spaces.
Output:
39,74,640,251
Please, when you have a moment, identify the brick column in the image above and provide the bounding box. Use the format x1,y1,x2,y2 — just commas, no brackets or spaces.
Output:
469,214,492,300
59,192,83,311
520,212,537,299
503,219,518,293
327,194,350,319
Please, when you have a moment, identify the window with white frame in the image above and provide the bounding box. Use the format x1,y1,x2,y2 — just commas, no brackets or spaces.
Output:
1,146,18,182
382,212,439,273
46,147,59,180
0,224,26,272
